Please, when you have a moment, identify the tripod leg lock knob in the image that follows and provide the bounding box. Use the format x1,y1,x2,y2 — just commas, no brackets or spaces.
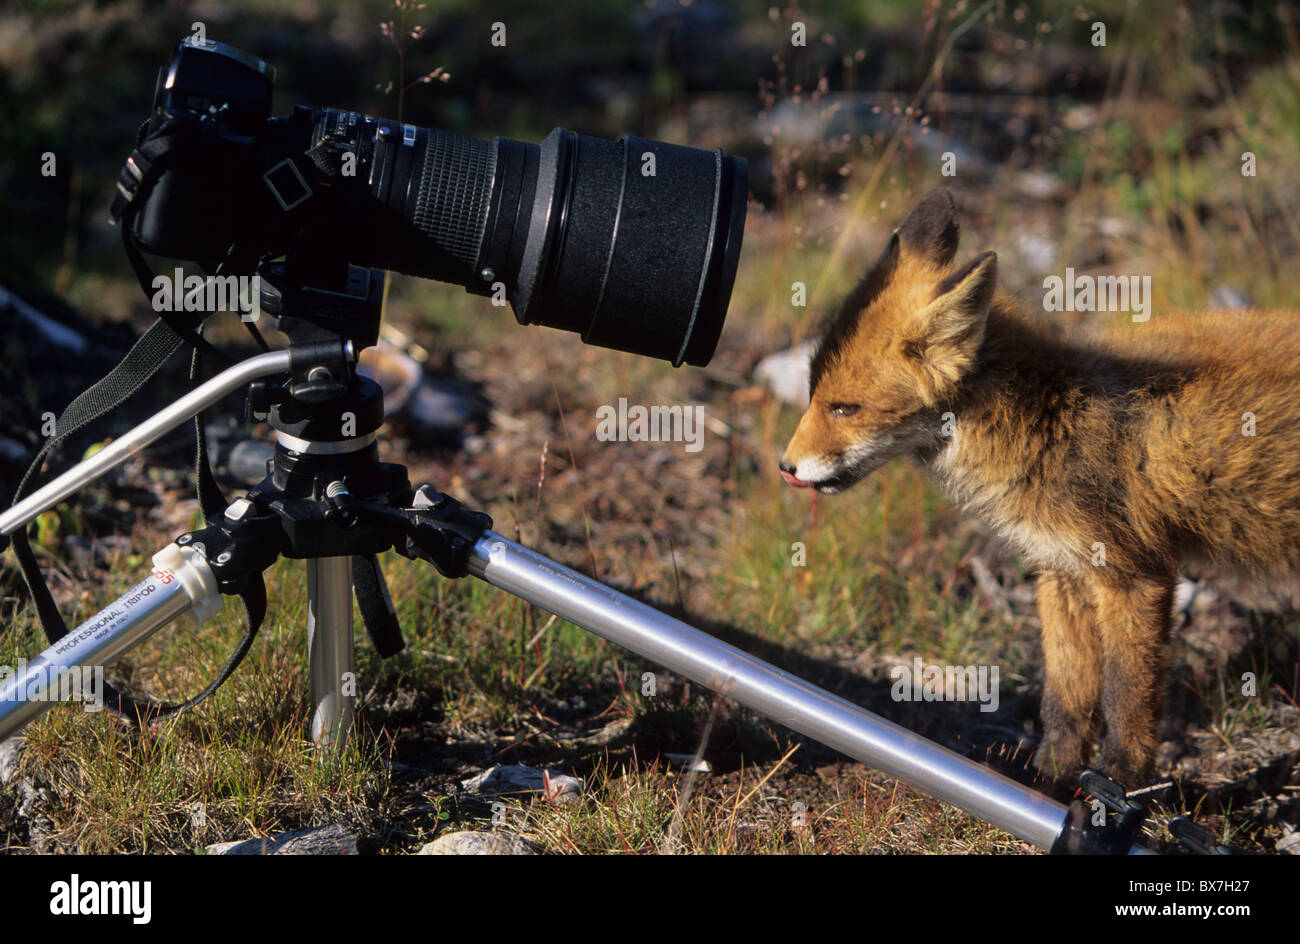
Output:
402,486,493,578
152,543,224,623
1049,769,1149,854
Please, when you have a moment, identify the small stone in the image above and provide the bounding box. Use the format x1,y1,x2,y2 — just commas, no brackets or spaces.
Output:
417,831,540,855
0,737,25,787
1095,217,1127,238
1015,232,1058,271
1209,284,1251,310
205,823,357,855
754,341,815,410
460,765,583,798
664,753,712,773
1277,831,1300,855
574,717,633,748
1014,171,1063,201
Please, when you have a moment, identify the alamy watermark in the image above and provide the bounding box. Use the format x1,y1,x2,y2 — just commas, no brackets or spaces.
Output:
50,874,150,924
151,267,261,320
890,658,1000,713
1043,267,1151,322
595,397,705,453
0,660,104,712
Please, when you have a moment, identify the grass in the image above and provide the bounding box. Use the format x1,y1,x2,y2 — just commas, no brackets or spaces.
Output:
502,750,1029,854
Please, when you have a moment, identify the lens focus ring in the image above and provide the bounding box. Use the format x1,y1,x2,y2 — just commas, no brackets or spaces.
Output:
410,130,497,274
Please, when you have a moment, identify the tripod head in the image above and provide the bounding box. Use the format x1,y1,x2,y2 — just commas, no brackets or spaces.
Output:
178,253,489,619
259,258,381,351
249,254,380,411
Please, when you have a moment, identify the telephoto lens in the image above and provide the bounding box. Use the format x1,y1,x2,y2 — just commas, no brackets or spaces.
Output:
311,109,747,367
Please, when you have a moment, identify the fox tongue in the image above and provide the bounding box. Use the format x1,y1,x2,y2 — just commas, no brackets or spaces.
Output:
780,469,811,488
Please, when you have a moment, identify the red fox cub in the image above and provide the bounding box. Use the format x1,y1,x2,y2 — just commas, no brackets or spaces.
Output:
779,188,1300,787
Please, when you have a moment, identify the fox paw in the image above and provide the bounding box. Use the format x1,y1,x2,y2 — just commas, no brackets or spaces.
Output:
1031,736,1086,785
1098,739,1156,790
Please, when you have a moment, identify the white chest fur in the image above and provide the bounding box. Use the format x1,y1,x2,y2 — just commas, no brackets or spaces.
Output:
929,426,1086,572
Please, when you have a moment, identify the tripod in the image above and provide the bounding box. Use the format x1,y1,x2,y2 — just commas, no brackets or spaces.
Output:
0,261,1154,854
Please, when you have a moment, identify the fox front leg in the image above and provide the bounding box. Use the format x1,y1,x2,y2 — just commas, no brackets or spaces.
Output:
1092,572,1176,787
1032,568,1102,781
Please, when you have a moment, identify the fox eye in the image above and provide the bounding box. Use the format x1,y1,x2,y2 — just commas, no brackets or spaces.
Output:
829,403,860,418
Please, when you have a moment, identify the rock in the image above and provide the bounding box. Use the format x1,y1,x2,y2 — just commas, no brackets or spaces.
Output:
358,341,488,447
1015,232,1058,271
0,436,27,463
205,823,358,855
1277,830,1300,855
406,373,488,445
1095,217,1127,238
2,737,51,839
1063,104,1100,132
16,780,46,821
1209,284,1251,310
205,419,275,486
754,341,815,409
1,281,136,489
0,737,25,787
1014,171,1063,202
1173,577,1199,615
460,765,583,799
1006,584,1037,608
417,831,540,855
2,283,88,353
64,535,134,572
664,753,712,773
572,717,633,749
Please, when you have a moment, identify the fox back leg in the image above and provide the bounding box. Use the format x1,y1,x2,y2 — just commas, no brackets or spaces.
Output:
1033,569,1102,780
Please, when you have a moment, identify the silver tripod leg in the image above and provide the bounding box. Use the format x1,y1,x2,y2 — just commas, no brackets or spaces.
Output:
0,350,293,541
0,543,222,742
306,556,354,751
466,530,1155,855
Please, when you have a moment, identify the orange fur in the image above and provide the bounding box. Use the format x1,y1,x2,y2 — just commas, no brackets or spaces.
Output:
780,189,1300,785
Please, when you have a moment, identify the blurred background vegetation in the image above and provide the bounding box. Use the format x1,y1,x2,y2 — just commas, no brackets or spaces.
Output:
6,0,1299,306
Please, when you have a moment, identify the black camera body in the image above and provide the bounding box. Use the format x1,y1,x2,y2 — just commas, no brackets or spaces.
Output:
126,39,280,261
118,37,747,366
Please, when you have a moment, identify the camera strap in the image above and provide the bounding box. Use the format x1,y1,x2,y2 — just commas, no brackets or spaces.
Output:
7,197,268,722
110,122,242,367
7,332,269,721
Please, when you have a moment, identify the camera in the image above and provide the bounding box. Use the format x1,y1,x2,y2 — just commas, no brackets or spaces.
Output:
114,37,748,366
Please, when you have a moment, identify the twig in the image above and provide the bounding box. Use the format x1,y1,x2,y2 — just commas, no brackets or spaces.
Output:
659,691,724,854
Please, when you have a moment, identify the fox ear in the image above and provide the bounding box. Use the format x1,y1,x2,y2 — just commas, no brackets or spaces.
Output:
896,189,960,268
901,250,997,400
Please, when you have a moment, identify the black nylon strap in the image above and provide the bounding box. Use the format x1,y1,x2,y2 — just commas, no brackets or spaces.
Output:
353,553,404,658
121,212,233,366
9,314,190,646
151,573,266,718
7,211,267,721
7,306,269,719
158,324,272,717
86,577,265,723
189,328,230,519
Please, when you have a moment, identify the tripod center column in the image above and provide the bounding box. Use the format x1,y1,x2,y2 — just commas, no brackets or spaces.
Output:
307,555,355,751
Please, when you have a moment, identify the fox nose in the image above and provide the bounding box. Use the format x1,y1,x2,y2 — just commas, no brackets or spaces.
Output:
779,459,811,488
